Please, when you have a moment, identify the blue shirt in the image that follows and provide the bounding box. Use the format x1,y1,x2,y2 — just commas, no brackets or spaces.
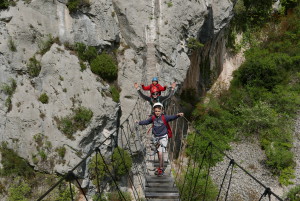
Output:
139,115,179,137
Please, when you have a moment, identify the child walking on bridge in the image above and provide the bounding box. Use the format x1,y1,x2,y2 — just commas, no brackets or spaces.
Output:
137,103,184,176
139,77,168,98
134,82,176,107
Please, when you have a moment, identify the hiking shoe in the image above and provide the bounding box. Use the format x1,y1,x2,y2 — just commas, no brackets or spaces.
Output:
155,168,164,176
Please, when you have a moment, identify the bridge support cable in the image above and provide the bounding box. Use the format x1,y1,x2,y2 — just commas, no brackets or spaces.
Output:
187,142,211,201
179,130,198,196
258,188,272,201
118,118,143,192
116,123,142,200
224,160,234,201
69,181,74,201
96,148,127,201
216,159,235,201
95,150,101,194
208,138,283,201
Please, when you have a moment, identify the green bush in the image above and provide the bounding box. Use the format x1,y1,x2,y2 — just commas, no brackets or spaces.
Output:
178,168,218,200
1,78,17,96
0,143,34,178
38,93,49,104
0,0,10,9
57,107,93,139
111,147,132,178
33,133,44,147
90,53,118,81
79,61,87,71
110,85,120,102
265,142,294,174
285,185,300,201
88,153,107,186
8,180,31,201
75,43,97,63
8,37,17,52
1,78,16,112
38,150,47,161
187,37,203,50
27,56,41,78
107,191,132,201
55,183,75,201
237,101,278,135
38,35,59,55
67,0,90,13
55,147,66,159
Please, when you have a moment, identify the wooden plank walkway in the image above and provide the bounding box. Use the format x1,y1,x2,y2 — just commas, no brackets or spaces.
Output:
144,137,180,200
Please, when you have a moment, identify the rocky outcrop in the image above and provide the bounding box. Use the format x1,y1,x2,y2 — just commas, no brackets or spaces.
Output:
0,0,119,173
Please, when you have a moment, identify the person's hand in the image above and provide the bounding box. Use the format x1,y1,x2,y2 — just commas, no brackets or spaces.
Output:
177,113,184,117
171,82,176,89
134,83,139,89
135,120,139,124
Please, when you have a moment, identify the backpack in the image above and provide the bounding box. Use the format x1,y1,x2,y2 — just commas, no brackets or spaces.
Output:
151,114,173,138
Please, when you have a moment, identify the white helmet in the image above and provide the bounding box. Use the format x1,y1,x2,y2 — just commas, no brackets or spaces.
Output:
153,102,163,108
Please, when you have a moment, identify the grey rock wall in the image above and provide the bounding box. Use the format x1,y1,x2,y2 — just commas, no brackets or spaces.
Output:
0,0,235,195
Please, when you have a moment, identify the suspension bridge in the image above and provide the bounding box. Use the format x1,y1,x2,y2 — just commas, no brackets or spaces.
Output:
36,94,284,201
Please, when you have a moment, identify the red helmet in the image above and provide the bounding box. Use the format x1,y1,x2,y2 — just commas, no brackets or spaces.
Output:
150,86,161,97
150,86,159,94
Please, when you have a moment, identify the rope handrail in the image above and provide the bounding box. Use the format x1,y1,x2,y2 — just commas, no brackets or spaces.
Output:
174,114,284,201
37,95,285,201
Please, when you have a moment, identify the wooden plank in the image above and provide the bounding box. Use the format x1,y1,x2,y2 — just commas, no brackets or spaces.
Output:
145,187,178,192
150,199,180,201
145,182,173,187
145,192,180,198
147,160,169,163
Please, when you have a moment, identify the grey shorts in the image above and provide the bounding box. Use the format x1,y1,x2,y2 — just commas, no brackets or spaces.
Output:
155,134,168,152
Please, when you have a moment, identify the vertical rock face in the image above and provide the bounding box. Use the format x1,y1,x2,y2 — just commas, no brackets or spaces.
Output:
0,0,234,177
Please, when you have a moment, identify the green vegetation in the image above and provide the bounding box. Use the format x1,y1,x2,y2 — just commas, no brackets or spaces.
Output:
33,133,44,147
56,146,66,158
56,106,93,139
27,56,41,78
55,183,75,201
88,147,132,187
8,180,31,201
8,37,17,52
74,42,118,82
166,1,173,7
110,85,120,102
285,185,300,201
190,3,300,186
38,34,60,55
107,191,132,201
75,42,97,63
111,147,132,179
178,168,218,200
88,153,107,186
187,37,204,50
0,0,10,9
67,0,90,13
38,93,49,104
0,142,34,178
1,78,17,112
91,52,118,82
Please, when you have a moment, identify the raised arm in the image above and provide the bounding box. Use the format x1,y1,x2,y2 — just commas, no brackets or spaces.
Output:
160,82,176,103
134,83,152,102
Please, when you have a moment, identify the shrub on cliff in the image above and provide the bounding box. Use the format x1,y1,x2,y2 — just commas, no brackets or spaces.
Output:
90,53,117,82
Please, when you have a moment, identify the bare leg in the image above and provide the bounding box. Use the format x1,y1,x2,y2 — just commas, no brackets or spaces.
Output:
158,151,163,169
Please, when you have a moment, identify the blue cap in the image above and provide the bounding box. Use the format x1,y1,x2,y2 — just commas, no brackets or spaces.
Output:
152,77,158,82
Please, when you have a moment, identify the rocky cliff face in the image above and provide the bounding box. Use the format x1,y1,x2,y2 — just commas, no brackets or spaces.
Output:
0,0,234,176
